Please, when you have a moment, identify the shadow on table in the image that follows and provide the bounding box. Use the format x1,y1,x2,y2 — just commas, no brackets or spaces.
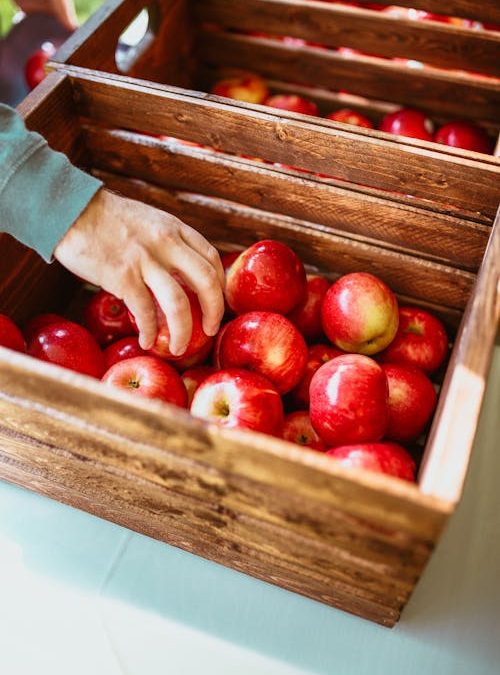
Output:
1,350,499,675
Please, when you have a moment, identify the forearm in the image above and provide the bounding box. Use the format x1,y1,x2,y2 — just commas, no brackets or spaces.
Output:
0,103,101,261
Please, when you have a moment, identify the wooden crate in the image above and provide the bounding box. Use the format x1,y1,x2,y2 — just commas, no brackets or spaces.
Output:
0,68,499,627
52,0,500,166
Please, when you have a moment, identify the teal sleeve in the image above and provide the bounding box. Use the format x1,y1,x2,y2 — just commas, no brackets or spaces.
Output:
0,103,102,262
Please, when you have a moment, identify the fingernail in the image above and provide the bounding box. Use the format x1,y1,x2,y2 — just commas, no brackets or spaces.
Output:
171,343,188,357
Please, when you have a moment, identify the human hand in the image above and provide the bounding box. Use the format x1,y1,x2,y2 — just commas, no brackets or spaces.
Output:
16,0,78,30
54,189,225,354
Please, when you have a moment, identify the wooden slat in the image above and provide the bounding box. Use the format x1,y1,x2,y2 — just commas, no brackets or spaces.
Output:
53,0,147,72
84,127,489,271
0,350,451,540
196,30,500,124
0,423,410,626
93,168,474,310
194,0,500,76
92,169,465,331
17,70,83,157
64,67,500,220
355,0,500,25
420,209,500,502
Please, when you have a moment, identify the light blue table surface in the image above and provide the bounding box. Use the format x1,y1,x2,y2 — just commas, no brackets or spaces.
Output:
0,346,499,675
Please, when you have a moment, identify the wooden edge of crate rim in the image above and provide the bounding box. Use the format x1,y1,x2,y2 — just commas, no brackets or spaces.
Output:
419,209,500,502
0,348,453,524
54,63,500,168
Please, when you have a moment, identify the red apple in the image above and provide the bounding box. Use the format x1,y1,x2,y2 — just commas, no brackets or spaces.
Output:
129,286,211,362
211,73,269,104
287,275,331,342
291,343,344,408
283,411,327,451
171,336,215,371
221,251,242,273
102,355,187,407
327,109,374,128
191,368,284,435
379,306,448,374
226,240,307,315
382,363,437,441
326,442,416,481
103,336,147,369
310,354,389,445
0,314,26,352
25,42,56,90
84,290,135,345
321,272,399,354
215,311,308,394
27,320,105,378
23,313,63,343
434,121,492,154
379,108,434,141
265,95,319,116
182,365,216,406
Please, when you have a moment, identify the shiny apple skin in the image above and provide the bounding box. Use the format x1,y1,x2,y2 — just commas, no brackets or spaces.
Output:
211,73,269,104
310,354,389,446
23,313,64,343
434,121,492,154
27,320,105,378
326,442,416,481
288,275,331,342
0,314,26,352
103,336,147,370
191,368,284,436
265,95,319,116
103,355,187,407
379,306,448,374
283,411,327,451
379,108,434,141
327,109,374,128
382,363,437,441
226,240,307,315
321,272,399,355
291,343,345,408
171,337,215,371
84,290,135,345
215,311,308,394
182,366,217,407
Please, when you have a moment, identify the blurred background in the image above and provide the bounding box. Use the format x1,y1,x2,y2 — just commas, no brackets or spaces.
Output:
0,0,103,36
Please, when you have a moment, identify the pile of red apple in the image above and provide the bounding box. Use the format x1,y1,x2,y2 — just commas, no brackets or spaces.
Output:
0,238,449,484
211,73,494,154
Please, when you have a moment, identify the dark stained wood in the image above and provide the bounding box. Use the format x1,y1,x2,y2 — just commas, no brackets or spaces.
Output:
17,71,83,158
92,168,475,311
65,67,500,220
93,168,466,332
196,30,500,124
355,0,500,25
53,0,148,72
199,69,500,136
193,0,500,76
420,208,500,502
2,61,497,628
84,127,489,271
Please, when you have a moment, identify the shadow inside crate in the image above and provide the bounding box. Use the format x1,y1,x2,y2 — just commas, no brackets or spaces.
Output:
0,349,499,674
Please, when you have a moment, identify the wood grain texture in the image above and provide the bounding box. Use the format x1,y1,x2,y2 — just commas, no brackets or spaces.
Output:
93,168,466,332
3,64,497,628
92,168,474,310
65,67,500,221
196,30,500,124
84,127,489,271
419,208,500,502
355,0,500,25
193,0,500,76
0,349,453,626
